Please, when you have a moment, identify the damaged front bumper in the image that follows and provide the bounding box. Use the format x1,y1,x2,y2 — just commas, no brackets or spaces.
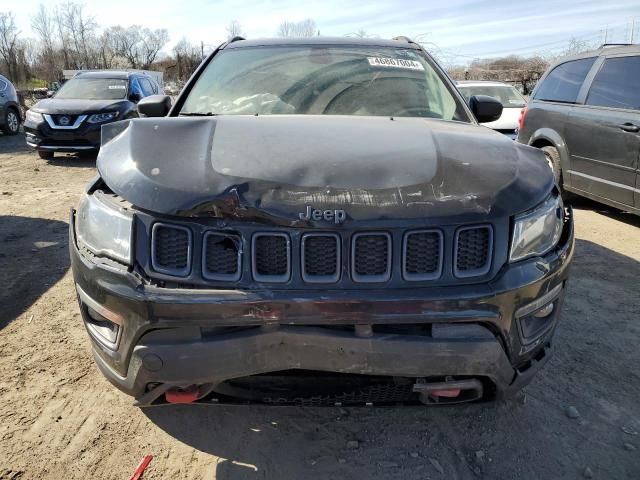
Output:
70,210,574,406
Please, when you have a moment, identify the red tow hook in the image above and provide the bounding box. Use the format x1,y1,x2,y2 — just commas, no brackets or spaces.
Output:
165,385,199,404
430,389,461,398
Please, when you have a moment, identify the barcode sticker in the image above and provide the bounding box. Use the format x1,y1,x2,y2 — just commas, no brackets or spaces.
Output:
367,57,424,71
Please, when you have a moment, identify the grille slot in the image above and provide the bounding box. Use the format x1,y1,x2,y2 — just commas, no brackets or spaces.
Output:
151,223,192,276
252,233,291,283
301,233,340,283
351,233,391,283
202,232,241,281
454,225,493,278
403,230,443,281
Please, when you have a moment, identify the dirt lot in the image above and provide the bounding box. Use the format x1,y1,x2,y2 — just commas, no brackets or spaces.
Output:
0,132,639,480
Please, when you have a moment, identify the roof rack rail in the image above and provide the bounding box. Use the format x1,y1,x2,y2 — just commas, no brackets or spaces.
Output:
598,43,633,48
392,36,414,43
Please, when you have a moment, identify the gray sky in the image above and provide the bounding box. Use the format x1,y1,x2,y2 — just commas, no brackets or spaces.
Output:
9,0,640,62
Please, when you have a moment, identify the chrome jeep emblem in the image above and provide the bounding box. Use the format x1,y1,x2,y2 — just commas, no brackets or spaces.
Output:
58,116,70,126
299,206,346,224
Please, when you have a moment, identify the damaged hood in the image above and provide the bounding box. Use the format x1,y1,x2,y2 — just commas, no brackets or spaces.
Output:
98,115,553,223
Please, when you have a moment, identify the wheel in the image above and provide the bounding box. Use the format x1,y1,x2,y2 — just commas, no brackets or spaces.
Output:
1,108,20,135
541,146,561,185
37,150,54,160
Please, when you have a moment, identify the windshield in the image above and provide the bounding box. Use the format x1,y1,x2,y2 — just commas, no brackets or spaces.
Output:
458,84,526,108
180,46,468,121
55,78,128,100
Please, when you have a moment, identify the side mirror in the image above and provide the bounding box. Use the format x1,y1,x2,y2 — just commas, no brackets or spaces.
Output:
137,95,172,117
46,90,54,98
129,92,142,103
469,95,503,123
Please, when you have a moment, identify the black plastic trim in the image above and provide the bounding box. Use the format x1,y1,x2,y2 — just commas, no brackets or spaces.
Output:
301,232,341,284
454,225,494,279
351,232,392,283
402,229,444,281
150,223,192,277
201,231,242,282
251,232,291,283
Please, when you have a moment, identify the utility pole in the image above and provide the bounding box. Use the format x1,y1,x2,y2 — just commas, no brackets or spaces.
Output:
201,41,204,59
631,17,636,43
603,25,608,44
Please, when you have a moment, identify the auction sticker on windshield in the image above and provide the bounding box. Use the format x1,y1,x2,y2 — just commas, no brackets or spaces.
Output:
367,57,424,70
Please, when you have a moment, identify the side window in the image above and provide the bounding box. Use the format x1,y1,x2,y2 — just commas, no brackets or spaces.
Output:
0,78,7,91
139,78,154,97
130,78,143,98
534,57,596,103
586,56,640,110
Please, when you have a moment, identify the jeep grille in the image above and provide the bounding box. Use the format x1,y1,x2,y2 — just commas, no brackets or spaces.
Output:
151,223,191,276
252,233,291,282
148,223,495,286
454,226,493,277
202,232,241,281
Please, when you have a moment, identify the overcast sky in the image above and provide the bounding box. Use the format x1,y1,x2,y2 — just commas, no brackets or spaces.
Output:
8,0,640,61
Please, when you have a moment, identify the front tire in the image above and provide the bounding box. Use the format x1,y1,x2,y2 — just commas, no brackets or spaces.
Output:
541,146,562,184
37,150,54,160
1,108,20,135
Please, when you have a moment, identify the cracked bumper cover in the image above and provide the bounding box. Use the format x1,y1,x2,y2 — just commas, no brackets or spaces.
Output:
70,211,574,404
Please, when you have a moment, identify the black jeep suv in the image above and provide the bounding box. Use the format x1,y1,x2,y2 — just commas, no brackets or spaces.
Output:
24,70,161,159
70,37,574,406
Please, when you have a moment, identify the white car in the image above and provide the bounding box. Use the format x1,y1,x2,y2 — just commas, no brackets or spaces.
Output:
457,81,527,139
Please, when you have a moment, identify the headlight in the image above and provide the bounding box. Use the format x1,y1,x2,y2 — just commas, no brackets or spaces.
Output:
25,110,43,123
87,112,119,124
509,193,564,262
76,192,133,264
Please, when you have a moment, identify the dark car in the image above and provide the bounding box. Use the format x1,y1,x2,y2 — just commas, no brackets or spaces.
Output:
70,37,573,407
518,44,640,214
0,73,21,135
24,70,161,159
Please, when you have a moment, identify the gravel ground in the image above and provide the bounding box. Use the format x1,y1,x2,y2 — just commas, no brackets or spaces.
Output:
1,132,639,480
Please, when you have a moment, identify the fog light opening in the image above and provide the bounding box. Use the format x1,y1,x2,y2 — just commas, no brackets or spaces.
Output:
533,302,554,319
85,306,120,345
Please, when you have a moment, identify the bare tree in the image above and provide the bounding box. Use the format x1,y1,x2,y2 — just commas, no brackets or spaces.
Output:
558,37,594,58
173,37,201,81
97,28,119,69
0,12,20,80
278,19,317,37
346,29,378,39
138,28,169,68
225,20,243,40
31,5,55,56
447,55,549,94
109,25,168,69
57,2,97,69
53,6,71,69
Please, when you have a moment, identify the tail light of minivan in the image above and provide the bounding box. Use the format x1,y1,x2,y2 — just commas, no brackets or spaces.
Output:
518,106,528,132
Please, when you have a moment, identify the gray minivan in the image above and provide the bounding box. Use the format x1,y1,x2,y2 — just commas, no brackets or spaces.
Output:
518,45,640,215
0,73,21,135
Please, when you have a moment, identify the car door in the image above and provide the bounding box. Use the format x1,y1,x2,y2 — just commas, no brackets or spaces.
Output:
564,54,640,208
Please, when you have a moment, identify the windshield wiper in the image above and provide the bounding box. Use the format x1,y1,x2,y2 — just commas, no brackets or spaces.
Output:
180,112,218,116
